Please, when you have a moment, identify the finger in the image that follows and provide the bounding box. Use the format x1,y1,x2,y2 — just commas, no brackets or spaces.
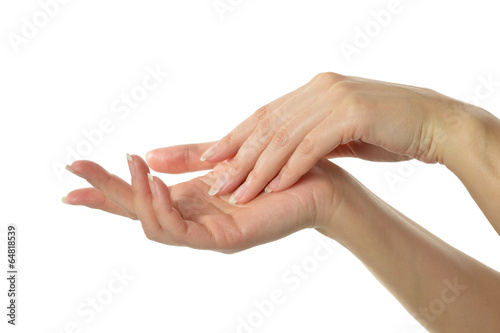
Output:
228,104,330,204
68,160,136,217
64,188,137,219
266,114,347,193
200,104,268,163
148,175,215,250
200,76,319,164
210,84,329,197
146,142,218,174
128,154,171,243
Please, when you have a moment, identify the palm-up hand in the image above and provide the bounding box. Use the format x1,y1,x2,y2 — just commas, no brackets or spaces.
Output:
64,143,341,253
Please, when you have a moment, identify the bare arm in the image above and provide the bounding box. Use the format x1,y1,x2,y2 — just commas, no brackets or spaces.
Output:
316,137,500,332
436,104,500,234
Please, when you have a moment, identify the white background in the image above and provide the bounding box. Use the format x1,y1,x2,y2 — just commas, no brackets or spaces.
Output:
1,0,500,332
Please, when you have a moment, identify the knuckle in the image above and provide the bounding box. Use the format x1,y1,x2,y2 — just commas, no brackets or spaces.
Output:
224,131,235,145
255,116,272,138
330,80,358,99
297,137,316,157
144,230,157,241
272,127,290,149
122,208,138,220
340,92,366,119
228,156,243,173
246,169,259,184
315,72,344,86
91,171,112,191
328,81,367,120
183,146,191,170
164,234,182,246
253,104,269,121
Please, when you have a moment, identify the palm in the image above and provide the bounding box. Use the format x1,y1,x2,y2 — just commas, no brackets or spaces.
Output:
66,158,336,252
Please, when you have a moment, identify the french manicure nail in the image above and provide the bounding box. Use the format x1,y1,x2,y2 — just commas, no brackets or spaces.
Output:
208,172,228,196
147,173,155,195
265,176,280,193
127,153,135,177
229,183,246,205
200,144,218,161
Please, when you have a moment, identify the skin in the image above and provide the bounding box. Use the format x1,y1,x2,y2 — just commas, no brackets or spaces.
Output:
64,73,500,331
197,73,500,221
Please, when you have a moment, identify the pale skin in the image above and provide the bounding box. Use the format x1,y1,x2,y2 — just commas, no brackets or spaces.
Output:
64,73,500,332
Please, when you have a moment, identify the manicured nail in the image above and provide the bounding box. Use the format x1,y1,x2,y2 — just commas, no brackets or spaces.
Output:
65,165,74,173
61,196,68,204
265,176,280,193
126,153,135,177
200,144,218,161
147,173,155,195
208,172,228,196
229,183,246,205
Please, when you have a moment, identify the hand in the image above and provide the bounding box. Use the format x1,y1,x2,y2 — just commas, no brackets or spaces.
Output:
64,146,348,253
193,72,470,204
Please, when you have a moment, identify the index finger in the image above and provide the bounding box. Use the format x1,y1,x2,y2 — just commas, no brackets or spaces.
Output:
146,142,218,174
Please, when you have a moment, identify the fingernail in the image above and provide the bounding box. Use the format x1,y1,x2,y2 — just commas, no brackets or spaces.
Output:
147,173,155,195
229,183,246,205
65,165,74,173
127,153,135,177
62,196,68,204
209,172,228,196
265,176,280,193
200,144,218,161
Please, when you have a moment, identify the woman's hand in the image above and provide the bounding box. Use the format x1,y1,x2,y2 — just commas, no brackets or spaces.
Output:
64,142,500,331
195,72,472,204
63,146,348,253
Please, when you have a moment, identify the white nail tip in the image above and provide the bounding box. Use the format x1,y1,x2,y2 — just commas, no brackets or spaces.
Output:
208,187,218,196
200,145,217,161
228,194,237,205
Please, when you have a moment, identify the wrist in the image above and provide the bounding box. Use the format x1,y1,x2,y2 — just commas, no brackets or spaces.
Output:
438,104,500,228
436,103,495,172
313,163,385,244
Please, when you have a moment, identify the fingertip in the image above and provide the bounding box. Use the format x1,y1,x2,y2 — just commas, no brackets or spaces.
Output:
68,160,85,174
63,190,82,205
144,149,166,172
67,160,101,178
264,175,281,193
65,165,74,174
145,149,156,164
147,173,156,196
63,189,89,206
200,144,218,162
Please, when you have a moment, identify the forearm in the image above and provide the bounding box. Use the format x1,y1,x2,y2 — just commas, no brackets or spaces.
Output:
437,104,500,234
318,181,500,332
